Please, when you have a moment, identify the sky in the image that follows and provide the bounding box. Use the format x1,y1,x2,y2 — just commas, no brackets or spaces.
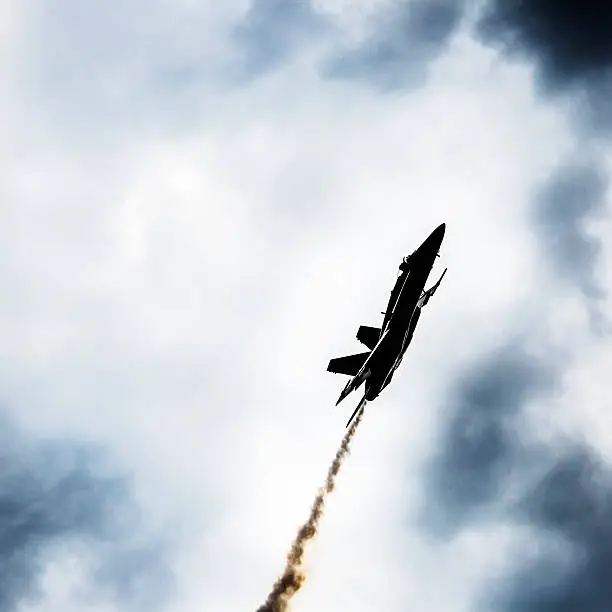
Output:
1,1,612,611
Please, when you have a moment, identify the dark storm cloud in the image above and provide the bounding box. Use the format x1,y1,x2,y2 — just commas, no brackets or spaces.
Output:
0,413,173,611
533,159,608,301
422,340,558,534
477,0,612,130
232,0,330,79
322,0,463,91
493,446,612,612
473,3,612,310
422,327,612,611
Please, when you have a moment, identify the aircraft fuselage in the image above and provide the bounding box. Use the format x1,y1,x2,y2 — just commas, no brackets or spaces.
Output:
338,223,445,405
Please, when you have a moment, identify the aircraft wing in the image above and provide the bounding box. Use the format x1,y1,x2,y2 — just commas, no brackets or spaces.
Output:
419,268,447,307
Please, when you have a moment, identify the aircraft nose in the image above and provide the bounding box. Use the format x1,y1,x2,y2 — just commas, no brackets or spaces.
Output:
416,222,446,256
427,222,445,244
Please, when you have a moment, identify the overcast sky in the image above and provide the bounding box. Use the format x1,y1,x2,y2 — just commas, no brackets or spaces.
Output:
1,1,612,611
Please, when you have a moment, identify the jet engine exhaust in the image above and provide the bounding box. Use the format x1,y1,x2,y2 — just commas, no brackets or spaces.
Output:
255,401,367,612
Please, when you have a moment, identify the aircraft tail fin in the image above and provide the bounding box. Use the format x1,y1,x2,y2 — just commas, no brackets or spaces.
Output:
327,351,370,376
356,325,381,350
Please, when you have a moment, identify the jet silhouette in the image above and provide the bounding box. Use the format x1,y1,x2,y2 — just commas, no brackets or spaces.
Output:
328,223,447,427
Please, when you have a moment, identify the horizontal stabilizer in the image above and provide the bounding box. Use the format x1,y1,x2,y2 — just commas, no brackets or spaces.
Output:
327,351,370,376
356,325,381,350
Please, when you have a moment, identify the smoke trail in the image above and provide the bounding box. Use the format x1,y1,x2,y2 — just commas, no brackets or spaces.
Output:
256,401,366,612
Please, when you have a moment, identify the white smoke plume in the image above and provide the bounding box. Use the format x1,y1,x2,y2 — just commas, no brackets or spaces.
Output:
256,401,366,611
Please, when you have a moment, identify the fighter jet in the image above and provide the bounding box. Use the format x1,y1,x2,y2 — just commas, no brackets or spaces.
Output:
327,223,447,427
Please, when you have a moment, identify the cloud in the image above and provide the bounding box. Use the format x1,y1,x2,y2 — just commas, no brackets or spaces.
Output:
474,2,612,327
477,0,612,131
322,0,464,90
532,158,609,302
422,338,558,535
231,0,330,79
22,2,242,139
0,411,174,611
420,324,612,612
495,446,612,612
